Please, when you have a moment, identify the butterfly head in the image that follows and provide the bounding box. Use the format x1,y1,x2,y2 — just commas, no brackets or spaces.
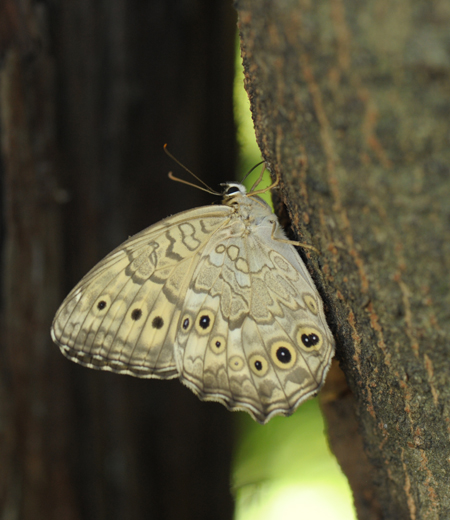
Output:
221,183,247,199
220,182,274,219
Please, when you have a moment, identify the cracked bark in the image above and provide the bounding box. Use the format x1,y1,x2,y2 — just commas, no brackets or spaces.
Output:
236,1,450,519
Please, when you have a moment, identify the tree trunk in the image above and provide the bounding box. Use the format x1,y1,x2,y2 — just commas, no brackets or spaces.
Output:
1,1,236,519
236,0,450,518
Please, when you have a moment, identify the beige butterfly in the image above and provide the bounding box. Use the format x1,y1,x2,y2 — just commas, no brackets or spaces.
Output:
51,165,335,424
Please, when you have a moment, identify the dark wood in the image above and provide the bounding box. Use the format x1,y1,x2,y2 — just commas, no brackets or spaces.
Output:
236,0,450,518
0,1,236,519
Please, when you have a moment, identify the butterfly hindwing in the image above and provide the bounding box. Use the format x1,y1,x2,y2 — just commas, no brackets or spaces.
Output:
175,216,334,424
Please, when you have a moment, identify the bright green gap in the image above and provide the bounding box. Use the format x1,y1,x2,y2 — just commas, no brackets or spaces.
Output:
232,401,355,520
233,41,271,206
232,39,356,520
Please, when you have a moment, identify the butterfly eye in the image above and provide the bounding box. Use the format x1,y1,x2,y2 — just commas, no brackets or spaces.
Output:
270,341,297,369
249,355,269,376
296,326,323,351
225,186,240,196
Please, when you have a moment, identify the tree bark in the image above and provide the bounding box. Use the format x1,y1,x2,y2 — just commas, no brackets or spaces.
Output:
1,1,236,519
236,0,450,519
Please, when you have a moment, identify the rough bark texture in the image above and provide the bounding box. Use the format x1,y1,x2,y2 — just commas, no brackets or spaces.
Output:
236,1,450,519
1,1,236,519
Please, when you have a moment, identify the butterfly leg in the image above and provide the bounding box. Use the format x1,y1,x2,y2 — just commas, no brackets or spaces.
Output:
270,222,320,255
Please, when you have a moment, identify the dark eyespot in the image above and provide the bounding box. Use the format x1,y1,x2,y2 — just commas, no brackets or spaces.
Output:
131,309,142,321
225,186,240,195
97,301,107,310
276,347,292,364
301,333,319,348
152,316,164,329
215,341,221,348
182,318,190,330
254,360,263,371
199,315,210,329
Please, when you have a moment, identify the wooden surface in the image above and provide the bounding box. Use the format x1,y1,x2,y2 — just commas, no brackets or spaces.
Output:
0,2,236,519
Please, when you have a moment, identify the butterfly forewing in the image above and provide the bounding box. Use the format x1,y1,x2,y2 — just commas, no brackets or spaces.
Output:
51,206,232,378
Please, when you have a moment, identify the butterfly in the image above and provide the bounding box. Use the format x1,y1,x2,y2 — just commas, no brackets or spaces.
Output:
51,165,335,424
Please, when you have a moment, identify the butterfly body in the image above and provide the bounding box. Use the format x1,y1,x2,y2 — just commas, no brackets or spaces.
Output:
51,182,334,424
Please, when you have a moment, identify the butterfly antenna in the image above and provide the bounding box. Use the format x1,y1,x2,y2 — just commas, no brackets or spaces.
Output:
240,160,265,185
164,144,219,195
241,160,279,195
167,172,220,195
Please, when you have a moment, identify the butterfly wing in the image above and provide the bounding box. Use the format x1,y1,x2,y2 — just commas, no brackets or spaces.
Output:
51,206,232,379
175,218,335,423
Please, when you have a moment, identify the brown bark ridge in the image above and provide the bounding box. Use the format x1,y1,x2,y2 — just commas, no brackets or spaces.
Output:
1,1,236,519
236,1,450,519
